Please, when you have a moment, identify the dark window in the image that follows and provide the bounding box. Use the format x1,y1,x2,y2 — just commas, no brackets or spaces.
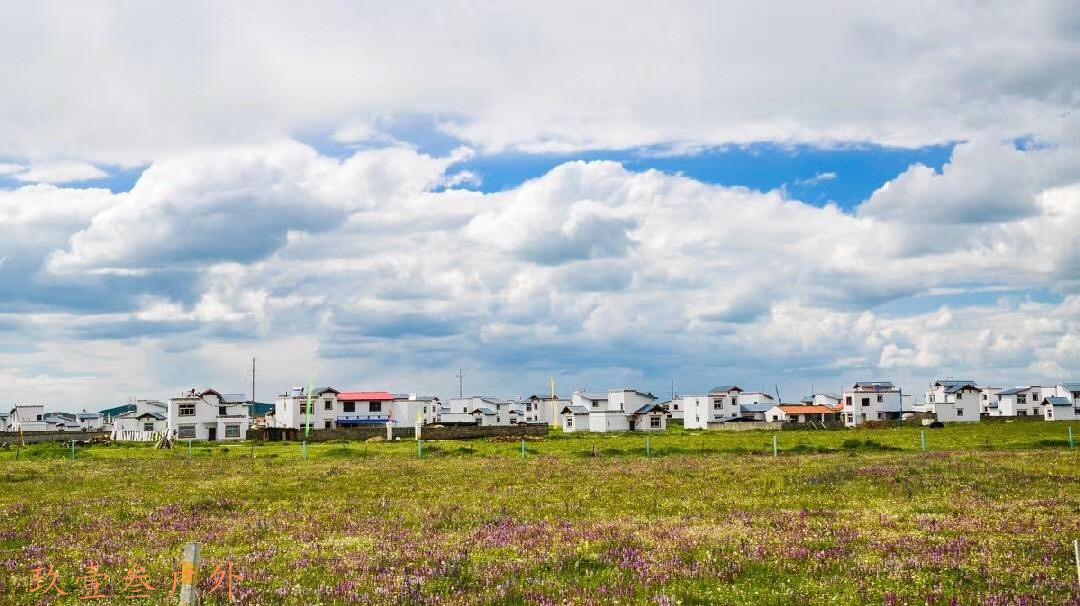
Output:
143,422,155,431
876,395,883,403
650,417,661,428
324,420,332,429
861,397,870,407
343,402,355,413
179,404,195,417
218,406,227,416
324,401,332,411
224,424,240,438
370,402,382,413
178,425,196,439
845,396,852,406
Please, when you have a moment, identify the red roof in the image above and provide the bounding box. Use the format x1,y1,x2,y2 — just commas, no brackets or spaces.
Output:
337,391,395,401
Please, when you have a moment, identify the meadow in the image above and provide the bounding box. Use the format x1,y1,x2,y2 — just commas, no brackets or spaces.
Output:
1,422,1079,605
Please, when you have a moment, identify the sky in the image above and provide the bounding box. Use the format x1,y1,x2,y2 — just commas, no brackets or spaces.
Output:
2,1,1079,410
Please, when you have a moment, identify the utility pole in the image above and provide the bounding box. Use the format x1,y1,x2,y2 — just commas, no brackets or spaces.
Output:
250,357,257,403
456,368,466,398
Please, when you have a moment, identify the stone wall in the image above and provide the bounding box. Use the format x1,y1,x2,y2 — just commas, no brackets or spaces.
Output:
248,423,549,442
705,422,783,432
0,431,109,445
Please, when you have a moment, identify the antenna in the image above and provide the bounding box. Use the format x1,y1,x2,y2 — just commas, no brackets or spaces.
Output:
456,368,466,398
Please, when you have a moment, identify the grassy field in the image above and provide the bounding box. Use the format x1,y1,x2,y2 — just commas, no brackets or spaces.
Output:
1,423,1079,605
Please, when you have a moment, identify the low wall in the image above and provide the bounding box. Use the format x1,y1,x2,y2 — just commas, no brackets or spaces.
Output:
0,431,109,445
780,421,847,431
705,422,783,432
249,424,549,442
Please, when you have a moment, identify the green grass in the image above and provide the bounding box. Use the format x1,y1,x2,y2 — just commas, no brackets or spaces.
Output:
0,422,1078,604
2,419,1075,462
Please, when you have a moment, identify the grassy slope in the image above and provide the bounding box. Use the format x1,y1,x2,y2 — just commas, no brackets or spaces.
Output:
0,422,1078,605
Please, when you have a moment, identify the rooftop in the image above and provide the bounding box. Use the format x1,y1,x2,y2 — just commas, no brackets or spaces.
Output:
337,391,396,401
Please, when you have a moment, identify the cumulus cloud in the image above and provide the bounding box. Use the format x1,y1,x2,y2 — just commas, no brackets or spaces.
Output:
0,2,1077,166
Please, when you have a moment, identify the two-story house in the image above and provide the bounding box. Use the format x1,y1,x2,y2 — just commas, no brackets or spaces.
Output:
560,389,665,432
682,385,745,429
76,410,105,431
111,400,169,441
168,389,250,441
1042,382,1080,421
6,404,47,432
924,379,981,423
842,381,904,427
993,386,1044,417
273,386,341,430
391,394,440,427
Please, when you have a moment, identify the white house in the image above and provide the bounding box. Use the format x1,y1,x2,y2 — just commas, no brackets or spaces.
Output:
842,381,904,427
76,410,105,431
1041,396,1079,421
979,387,1002,414
391,394,440,427
272,386,341,430
112,400,169,442
923,380,981,423
471,400,512,426
559,389,663,433
800,393,841,408
660,397,684,421
520,394,567,425
6,405,47,432
764,404,842,424
169,389,250,441
42,412,81,431
334,391,398,428
994,386,1045,417
443,396,506,425
682,385,745,429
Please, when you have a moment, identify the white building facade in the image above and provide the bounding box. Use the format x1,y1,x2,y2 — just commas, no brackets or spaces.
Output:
169,389,250,441
842,381,904,427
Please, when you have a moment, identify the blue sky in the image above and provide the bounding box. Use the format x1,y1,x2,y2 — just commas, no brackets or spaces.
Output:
1,3,1078,409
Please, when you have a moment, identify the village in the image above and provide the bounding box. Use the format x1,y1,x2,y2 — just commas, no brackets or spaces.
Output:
3,378,1079,443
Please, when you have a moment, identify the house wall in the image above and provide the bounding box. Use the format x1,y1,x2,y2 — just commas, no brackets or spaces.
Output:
842,389,902,427
169,393,249,441
249,423,548,442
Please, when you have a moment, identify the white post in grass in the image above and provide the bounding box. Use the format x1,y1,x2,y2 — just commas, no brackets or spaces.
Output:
386,420,392,441
178,542,200,606
1074,538,1079,586
772,434,778,457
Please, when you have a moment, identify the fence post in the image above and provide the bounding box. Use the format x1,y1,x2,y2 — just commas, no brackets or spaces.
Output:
1069,426,1075,449
921,430,926,452
188,439,192,457
772,434,778,457
1074,538,1080,587
520,438,526,461
417,439,423,459
302,441,308,460
70,440,75,461
178,542,200,606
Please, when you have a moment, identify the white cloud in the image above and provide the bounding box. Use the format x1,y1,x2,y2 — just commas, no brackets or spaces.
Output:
0,2,1077,165
13,161,108,184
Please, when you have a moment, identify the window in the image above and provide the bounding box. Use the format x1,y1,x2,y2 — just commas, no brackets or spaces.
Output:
861,397,870,407
1032,393,1039,401
143,422,155,431
178,425,196,439
592,400,599,408
731,397,738,406
36,414,43,421
956,408,963,416
1017,395,1026,404
179,404,195,417
370,402,382,413
929,395,935,402
877,412,884,420
712,399,722,410
566,417,573,427
877,395,883,403
673,404,679,411
324,401,332,411
343,402,355,413
224,424,240,438
846,414,853,423
218,406,227,416
845,396,852,406
982,394,987,400
650,416,661,428
324,420,332,429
